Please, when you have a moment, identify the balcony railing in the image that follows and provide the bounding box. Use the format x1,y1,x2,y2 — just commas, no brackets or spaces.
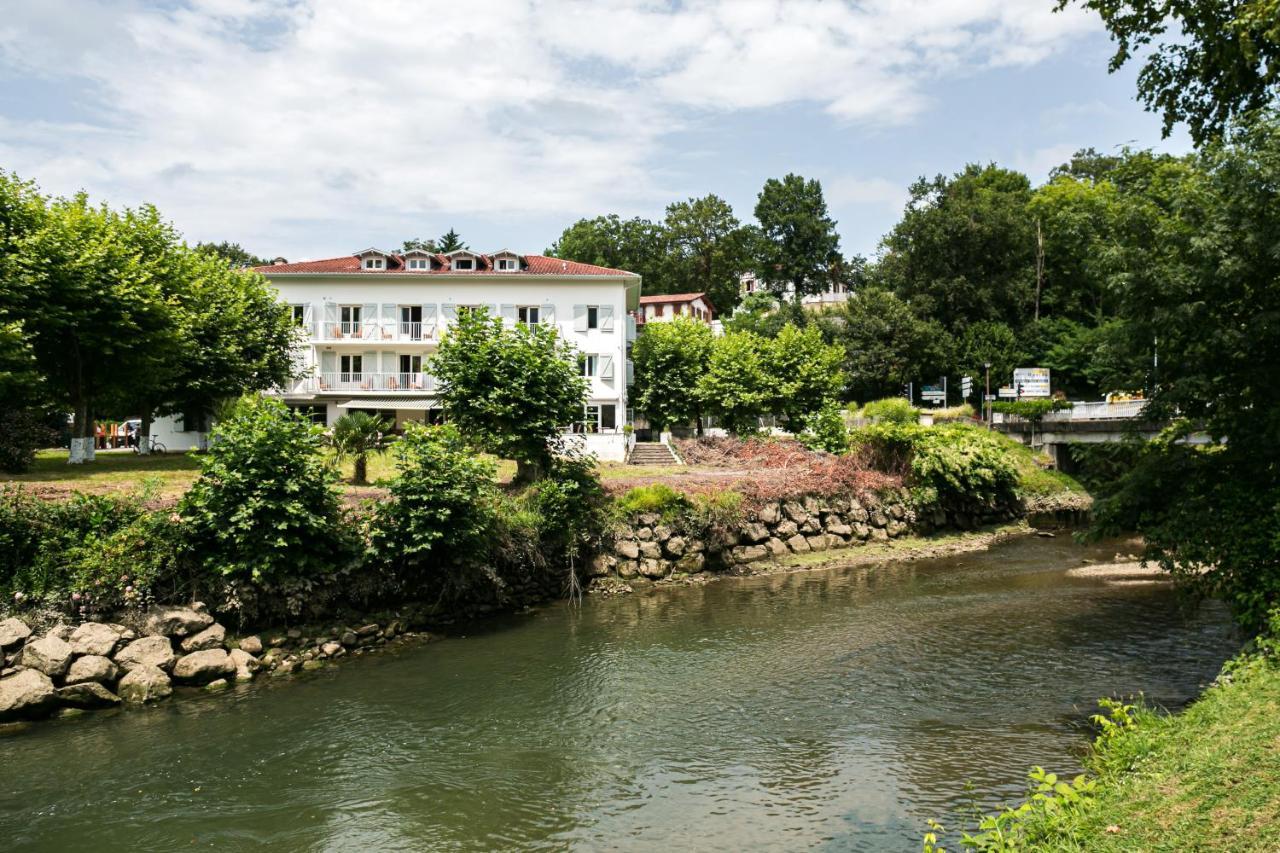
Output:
314,322,437,343
286,372,439,393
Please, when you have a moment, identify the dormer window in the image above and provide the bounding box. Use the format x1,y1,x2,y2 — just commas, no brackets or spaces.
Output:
496,257,518,272
406,258,430,270
453,258,474,271
364,257,385,270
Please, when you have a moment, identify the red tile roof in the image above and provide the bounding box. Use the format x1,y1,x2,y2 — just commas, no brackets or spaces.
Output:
638,292,710,304
252,253,636,277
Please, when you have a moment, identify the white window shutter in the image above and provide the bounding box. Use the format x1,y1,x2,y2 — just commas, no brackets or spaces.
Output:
320,350,336,374
381,351,396,374
574,304,588,332
302,303,314,336
423,304,437,337
324,302,338,338
442,304,458,321
362,303,377,337
599,354,614,381
542,302,556,324
600,305,615,331
501,304,517,325
626,358,634,386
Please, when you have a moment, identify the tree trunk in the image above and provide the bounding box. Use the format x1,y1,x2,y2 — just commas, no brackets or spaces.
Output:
514,458,540,485
139,407,153,455
353,454,367,485
69,398,89,464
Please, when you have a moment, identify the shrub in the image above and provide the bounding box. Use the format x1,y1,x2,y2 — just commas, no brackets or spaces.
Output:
63,511,185,614
178,396,348,586
366,423,497,591
851,422,1019,509
932,403,976,422
615,483,690,517
992,399,1072,419
0,410,58,473
861,397,919,424
798,399,850,454
330,411,391,484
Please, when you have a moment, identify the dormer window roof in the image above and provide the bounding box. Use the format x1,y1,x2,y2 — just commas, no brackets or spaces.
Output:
491,249,521,272
355,247,391,270
402,248,434,271
445,249,479,272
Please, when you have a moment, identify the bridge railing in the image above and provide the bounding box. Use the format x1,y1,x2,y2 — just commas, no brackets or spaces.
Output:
1042,400,1147,422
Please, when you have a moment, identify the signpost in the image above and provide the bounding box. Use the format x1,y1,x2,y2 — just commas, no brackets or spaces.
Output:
922,384,945,405
961,376,973,399
1012,367,1051,398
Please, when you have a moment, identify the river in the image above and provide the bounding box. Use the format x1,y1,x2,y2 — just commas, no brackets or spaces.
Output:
0,535,1237,851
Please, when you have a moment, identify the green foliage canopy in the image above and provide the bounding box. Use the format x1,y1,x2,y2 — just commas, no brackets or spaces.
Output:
631,316,714,431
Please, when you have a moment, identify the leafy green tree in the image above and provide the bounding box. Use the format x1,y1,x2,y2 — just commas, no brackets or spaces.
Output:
401,237,437,253
766,323,845,431
1028,175,1123,322
815,288,954,403
956,321,1023,393
631,316,714,432
432,307,586,483
877,164,1036,330
662,194,757,312
723,291,795,338
435,228,467,253
798,400,850,454
1090,112,1280,629
1059,0,1280,144
195,241,267,268
547,214,671,290
366,423,497,590
698,330,771,435
179,396,347,585
753,173,842,303
331,411,391,484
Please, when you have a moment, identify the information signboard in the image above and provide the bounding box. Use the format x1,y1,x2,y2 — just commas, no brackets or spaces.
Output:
997,386,1017,399
921,384,945,404
1012,367,1051,398
961,376,973,398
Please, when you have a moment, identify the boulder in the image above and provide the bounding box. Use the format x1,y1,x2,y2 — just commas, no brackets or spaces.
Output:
204,678,229,691
356,624,380,637
775,520,799,539
238,636,264,655
141,606,213,638
786,534,811,553
0,670,57,720
20,635,74,678
799,518,822,535
117,665,172,703
674,553,706,573
70,622,122,657
756,503,781,524
0,617,32,649
319,642,342,658
56,682,121,709
782,502,808,524
615,539,641,560
870,527,889,541
634,527,654,541
639,540,662,559
48,625,75,642
731,544,769,564
339,631,358,647
616,560,640,579
172,649,235,684
806,534,831,551
228,648,260,683
887,520,908,538
639,558,669,579
826,521,853,538
853,523,871,539
765,537,789,557
114,636,177,673
869,510,889,528
65,655,119,686
739,523,770,544
652,524,673,543
588,553,615,577
636,513,660,527
889,503,906,520
664,536,687,558
180,623,226,653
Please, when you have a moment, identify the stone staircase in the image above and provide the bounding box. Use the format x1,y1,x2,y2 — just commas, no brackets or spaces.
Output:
628,442,679,465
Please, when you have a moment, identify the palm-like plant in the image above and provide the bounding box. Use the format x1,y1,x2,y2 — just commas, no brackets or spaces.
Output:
331,412,390,484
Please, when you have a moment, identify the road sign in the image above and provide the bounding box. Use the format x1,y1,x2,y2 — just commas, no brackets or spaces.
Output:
961,376,973,397
1012,367,1051,398
997,386,1017,399
921,383,945,404
984,394,996,401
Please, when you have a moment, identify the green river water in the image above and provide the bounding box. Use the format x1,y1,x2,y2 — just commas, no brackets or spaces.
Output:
0,535,1237,851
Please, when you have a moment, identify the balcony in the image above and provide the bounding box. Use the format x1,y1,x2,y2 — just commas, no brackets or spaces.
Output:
288,372,439,394
313,321,437,344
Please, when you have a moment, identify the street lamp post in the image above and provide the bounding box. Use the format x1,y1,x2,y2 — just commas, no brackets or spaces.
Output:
983,362,992,428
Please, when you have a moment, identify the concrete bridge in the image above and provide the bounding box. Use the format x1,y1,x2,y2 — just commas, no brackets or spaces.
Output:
991,400,1211,472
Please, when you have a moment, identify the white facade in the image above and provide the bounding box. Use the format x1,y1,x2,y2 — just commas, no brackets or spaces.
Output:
260,258,640,461
637,294,715,324
739,272,851,308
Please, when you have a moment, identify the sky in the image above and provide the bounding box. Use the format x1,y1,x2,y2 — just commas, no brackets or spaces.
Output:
0,0,1192,264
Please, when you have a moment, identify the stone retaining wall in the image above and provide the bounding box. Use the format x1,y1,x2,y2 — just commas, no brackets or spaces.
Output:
590,490,1022,582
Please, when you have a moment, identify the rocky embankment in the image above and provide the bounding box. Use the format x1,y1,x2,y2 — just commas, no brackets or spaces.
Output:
591,491,1022,583
0,606,425,725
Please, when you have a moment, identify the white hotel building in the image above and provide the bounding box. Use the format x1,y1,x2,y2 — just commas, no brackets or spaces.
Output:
247,247,640,461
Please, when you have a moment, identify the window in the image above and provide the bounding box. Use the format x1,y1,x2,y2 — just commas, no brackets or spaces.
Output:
587,305,599,329
291,305,306,326
601,404,616,431
340,305,362,337
655,304,665,317
453,258,474,271
580,354,597,377
496,257,518,271
576,403,617,433
406,258,429,270
400,305,423,340
397,354,423,390
340,354,362,380
363,257,385,270
518,305,540,326
287,404,327,426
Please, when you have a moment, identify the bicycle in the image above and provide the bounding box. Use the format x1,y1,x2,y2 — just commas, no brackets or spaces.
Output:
131,435,167,455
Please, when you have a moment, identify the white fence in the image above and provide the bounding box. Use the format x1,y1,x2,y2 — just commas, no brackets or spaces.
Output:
1042,400,1147,422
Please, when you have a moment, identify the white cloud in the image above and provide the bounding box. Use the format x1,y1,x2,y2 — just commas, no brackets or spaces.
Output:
0,0,1101,258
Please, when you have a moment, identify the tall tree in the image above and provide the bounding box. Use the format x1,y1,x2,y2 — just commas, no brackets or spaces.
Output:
752,174,842,303
631,316,714,432
195,241,267,268
697,330,772,435
547,214,670,291
401,237,438,253
1060,0,1280,144
432,308,586,483
662,194,757,313
876,164,1036,331
766,323,845,432
435,228,467,253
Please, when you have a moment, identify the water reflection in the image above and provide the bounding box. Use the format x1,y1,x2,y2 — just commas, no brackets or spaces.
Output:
0,536,1236,852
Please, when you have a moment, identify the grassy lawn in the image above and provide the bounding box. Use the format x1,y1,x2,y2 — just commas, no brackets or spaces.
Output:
1026,658,1280,851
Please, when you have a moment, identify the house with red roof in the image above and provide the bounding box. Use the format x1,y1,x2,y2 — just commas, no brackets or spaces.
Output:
635,292,716,326
252,248,641,461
